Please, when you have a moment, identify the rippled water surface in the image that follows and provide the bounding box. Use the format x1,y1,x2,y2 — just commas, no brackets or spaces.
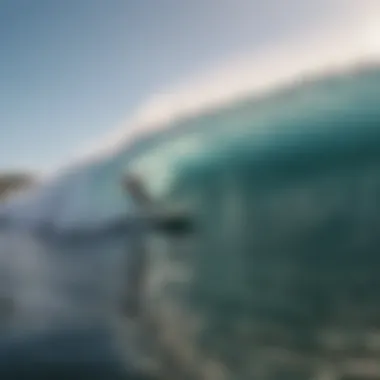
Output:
0,226,143,379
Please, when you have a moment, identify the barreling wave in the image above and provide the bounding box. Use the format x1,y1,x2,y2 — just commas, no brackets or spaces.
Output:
3,1,380,230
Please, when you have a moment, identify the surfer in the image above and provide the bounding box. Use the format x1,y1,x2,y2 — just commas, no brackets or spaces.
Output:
121,172,194,318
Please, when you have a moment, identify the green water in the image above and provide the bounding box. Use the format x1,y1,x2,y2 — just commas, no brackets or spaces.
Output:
125,65,380,379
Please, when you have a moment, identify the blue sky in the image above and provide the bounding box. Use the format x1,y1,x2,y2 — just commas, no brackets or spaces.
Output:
0,0,364,172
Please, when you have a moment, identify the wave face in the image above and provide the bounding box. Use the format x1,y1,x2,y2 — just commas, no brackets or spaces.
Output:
115,65,380,380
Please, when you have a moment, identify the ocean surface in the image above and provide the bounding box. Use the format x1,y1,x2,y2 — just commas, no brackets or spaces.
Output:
0,225,146,380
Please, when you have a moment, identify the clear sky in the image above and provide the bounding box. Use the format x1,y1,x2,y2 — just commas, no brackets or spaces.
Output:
0,0,370,173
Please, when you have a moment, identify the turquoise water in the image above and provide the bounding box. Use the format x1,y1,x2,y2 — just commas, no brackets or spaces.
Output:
122,64,380,379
